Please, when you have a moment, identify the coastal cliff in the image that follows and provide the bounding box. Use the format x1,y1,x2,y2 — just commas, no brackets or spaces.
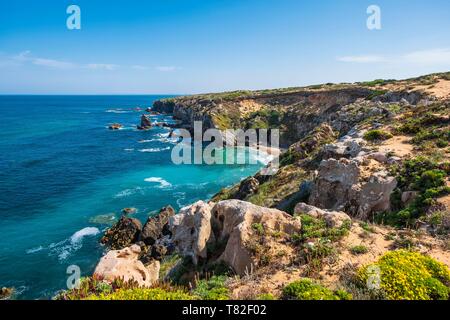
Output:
60,72,450,300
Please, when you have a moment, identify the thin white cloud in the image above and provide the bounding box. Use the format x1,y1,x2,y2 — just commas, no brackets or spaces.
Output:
86,63,119,71
13,51,75,69
132,65,150,70
9,51,120,71
32,58,75,69
156,66,177,72
337,55,386,63
402,48,450,65
338,48,450,66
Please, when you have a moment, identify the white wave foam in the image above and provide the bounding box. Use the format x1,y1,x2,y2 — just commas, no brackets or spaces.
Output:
114,187,145,198
144,177,172,188
46,227,100,261
156,132,170,138
106,109,131,114
26,246,44,254
138,147,170,153
70,227,100,244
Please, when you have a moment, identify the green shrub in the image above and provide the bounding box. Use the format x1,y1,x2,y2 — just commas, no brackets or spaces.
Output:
366,90,387,99
360,79,388,87
358,250,450,300
380,157,449,227
251,223,265,236
298,214,351,242
282,279,352,300
398,112,448,135
359,222,376,233
256,293,276,300
363,130,393,142
85,288,194,300
350,245,369,255
192,276,230,300
413,169,446,191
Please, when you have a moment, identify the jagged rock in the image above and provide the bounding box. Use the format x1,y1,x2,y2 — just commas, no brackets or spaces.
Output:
309,158,397,219
154,122,169,127
401,191,419,206
367,152,388,164
93,245,159,287
138,114,152,130
289,123,336,159
100,216,142,250
211,200,301,275
169,201,215,265
356,171,397,219
322,130,367,160
0,287,13,299
294,202,351,228
387,156,402,165
309,158,360,211
108,123,123,130
235,177,259,199
151,244,168,260
154,234,176,255
140,206,175,245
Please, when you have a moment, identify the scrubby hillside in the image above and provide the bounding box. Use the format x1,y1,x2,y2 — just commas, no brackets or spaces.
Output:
59,72,450,300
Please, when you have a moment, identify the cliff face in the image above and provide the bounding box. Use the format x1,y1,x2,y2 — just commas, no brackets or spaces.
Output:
63,72,450,301
153,84,427,146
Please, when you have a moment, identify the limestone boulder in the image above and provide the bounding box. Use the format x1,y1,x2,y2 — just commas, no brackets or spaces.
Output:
93,245,160,287
309,158,360,211
309,157,397,219
169,201,215,265
294,202,351,228
356,171,397,219
211,200,301,275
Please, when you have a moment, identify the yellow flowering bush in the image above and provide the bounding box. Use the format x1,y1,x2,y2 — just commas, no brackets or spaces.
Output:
85,287,195,300
358,250,450,300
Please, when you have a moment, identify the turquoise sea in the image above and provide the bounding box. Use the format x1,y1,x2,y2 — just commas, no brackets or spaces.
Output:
0,95,265,299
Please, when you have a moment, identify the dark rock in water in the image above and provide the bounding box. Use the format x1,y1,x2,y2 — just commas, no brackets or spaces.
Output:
0,287,13,299
154,122,169,127
145,108,160,115
109,123,123,130
140,206,175,245
235,177,260,200
122,207,137,215
137,114,152,130
101,216,142,250
151,244,168,260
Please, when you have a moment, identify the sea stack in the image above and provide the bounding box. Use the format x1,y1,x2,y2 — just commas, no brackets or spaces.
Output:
137,114,152,130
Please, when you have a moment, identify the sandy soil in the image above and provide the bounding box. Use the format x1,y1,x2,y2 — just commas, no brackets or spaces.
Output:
378,135,414,157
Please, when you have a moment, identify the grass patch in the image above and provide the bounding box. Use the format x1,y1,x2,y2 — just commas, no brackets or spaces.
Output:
192,276,230,300
363,129,393,142
282,279,352,300
350,245,369,255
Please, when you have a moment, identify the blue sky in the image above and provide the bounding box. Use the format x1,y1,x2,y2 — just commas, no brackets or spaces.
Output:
0,0,449,94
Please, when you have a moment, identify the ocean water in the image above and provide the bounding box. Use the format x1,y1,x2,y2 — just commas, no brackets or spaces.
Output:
0,95,266,299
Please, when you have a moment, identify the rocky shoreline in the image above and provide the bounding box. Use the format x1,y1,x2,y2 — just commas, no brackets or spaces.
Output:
60,72,450,300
